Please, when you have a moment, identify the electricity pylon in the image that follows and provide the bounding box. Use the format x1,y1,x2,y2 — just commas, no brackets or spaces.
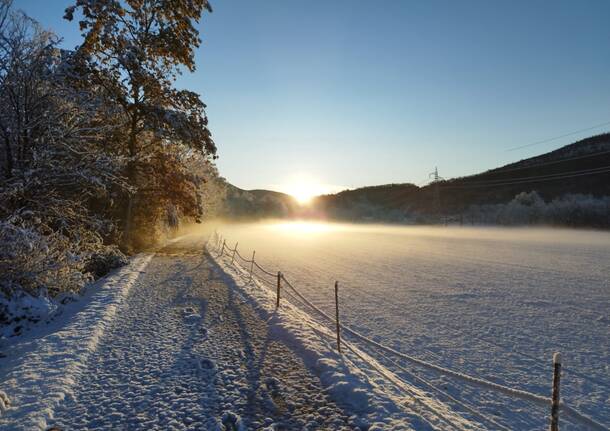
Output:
429,167,444,222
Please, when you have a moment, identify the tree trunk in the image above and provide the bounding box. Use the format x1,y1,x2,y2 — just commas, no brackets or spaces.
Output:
123,190,134,250
3,135,12,179
122,114,139,251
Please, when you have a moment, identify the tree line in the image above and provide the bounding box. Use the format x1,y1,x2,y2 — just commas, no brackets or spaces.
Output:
0,0,219,298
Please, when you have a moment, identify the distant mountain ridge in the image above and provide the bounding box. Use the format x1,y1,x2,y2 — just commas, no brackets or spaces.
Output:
490,133,610,172
310,133,610,225
220,133,610,226
434,133,610,212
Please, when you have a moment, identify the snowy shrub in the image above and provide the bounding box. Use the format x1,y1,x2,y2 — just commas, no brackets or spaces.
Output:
0,207,125,336
0,218,93,297
544,194,610,226
83,246,128,279
465,192,610,227
497,191,546,224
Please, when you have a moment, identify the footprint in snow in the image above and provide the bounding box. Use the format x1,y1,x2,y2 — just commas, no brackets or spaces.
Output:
182,306,197,315
182,307,202,324
264,377,281,395
184,313,202,324
0,391,10,416
194,358,217,374
221,411,244,431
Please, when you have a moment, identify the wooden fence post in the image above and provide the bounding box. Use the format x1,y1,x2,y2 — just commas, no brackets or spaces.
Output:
276,272,281,308
249,251,256,280
550,352,561,431
335,281,341,353
231,241,238,265
220,239,225,256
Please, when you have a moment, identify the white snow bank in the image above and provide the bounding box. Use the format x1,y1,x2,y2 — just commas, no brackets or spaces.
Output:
0,254,153,430
210,248,477,430
0,292,59,339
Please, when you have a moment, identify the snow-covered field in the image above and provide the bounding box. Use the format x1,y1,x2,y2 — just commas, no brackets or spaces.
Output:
214,221,610,430
1,222,607,430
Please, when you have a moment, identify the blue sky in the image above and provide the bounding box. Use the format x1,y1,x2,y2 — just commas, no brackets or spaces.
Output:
13,0,610,195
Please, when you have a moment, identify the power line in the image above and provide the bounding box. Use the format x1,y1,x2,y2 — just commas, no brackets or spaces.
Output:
447,165,610,186
489,148,610,174
506,121,610,152
421,145,610,189
444,167,610,189
421,144,610,189
434,147,610,188
442,165,610,189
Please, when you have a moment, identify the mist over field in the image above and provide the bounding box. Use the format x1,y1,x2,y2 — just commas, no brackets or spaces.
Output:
207,220,610,429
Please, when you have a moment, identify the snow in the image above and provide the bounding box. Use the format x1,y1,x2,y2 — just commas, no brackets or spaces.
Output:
214,221,610,430
1,224,606,430
0,292,58,339
4,234,436,430
0,254,153,430
0,391,10,415
212,242,478,430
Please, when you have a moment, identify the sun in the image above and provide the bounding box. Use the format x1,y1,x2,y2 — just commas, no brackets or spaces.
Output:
279,177,331,205
275,175,342,206
287,183,319,204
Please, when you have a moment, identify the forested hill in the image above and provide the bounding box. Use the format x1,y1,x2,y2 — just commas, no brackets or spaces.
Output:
310,133,610,225
313,183,420,221
428,133,610,213
217,183,299,219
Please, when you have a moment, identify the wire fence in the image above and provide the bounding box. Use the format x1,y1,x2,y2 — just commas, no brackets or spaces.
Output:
208,232,608,431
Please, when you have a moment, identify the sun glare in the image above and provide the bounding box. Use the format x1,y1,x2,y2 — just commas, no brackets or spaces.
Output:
290,185,317,204
283,181,326,205
275,175,345,206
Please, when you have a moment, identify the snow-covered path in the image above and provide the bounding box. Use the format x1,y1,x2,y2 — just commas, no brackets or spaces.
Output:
45,240,353,430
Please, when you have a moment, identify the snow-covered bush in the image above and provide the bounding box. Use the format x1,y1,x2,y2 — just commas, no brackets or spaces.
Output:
497,191,546,224
0,220,91,297
83,247,128,280
544,193,610,226
0,205,126,336
465,192,610,227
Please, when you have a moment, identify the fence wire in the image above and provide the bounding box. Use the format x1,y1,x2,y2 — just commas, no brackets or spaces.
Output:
208,235,608,431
